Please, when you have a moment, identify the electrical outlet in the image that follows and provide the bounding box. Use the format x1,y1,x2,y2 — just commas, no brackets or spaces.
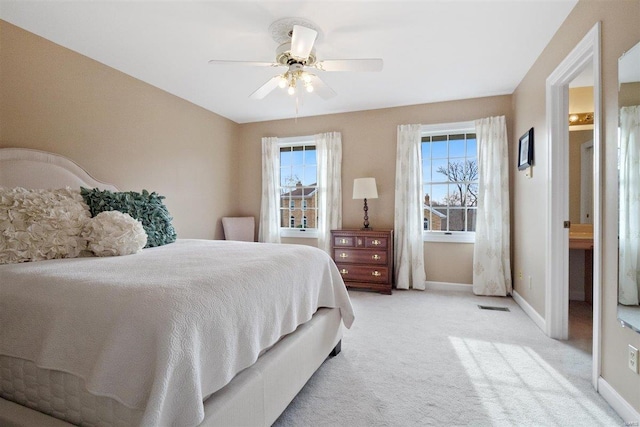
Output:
519,271,523,279
629,345,638,374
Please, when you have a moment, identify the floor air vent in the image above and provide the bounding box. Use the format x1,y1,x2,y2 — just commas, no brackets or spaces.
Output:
478,305,510,312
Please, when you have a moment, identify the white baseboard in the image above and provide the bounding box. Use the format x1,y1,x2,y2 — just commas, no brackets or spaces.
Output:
425,281,473,292
512,290,546,333
598,376,640,424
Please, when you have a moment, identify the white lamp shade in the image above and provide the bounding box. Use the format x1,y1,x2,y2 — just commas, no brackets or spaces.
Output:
353,177,378,199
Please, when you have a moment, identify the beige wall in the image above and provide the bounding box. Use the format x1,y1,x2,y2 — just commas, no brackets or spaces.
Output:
0,16,499,285
424,242,474,284
512,0,640,412
0,20,240,240
238,95,512,286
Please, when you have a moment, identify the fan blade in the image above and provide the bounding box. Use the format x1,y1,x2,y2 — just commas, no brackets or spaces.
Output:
249,75,282,100
208,59,279,67
315,59,383,72
290,25,317,60
308,75,336,100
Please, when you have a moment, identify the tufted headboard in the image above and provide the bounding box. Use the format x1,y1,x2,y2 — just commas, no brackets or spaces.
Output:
0,148,118,191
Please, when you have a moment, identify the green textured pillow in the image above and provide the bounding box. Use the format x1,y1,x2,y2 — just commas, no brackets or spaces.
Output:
81,187,176,248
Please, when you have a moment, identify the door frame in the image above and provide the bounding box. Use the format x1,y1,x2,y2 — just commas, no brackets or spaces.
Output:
545,22,601,388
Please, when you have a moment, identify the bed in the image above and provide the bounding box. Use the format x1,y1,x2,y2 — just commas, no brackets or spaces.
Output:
0,147,354,426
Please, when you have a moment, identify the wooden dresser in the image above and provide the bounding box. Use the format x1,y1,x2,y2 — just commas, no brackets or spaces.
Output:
330,229,393,294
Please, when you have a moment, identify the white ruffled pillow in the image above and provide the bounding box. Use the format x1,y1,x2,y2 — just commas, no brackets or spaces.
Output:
83,210,147,257
0,187,90,264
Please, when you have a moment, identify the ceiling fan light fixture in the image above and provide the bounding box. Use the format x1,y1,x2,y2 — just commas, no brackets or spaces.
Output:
210,17,380,103
276,42,317,67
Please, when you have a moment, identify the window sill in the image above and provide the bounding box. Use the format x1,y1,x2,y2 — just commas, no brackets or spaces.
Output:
280,229,319,239
423,232,475,243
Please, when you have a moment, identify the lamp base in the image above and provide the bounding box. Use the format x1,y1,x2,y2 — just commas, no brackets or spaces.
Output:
362,198,371,230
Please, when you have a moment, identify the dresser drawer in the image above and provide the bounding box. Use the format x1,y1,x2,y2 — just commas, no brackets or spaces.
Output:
333,235,356,247
365,236,387,248
333,249,387,265
335,265,389,283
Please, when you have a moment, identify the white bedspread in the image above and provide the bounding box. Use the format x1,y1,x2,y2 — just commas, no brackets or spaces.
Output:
0,239,354,426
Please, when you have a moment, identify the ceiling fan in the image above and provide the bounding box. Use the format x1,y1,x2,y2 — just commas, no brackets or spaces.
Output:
208,18,383,100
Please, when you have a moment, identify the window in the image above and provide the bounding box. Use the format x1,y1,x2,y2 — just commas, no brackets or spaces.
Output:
422,122,477,243
279,139,318,237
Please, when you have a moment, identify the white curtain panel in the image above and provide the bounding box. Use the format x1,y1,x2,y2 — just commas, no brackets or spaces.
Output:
619,105,640,306
473,116,512,296
394,124,426,290
258,137,281,244
316,132,343,254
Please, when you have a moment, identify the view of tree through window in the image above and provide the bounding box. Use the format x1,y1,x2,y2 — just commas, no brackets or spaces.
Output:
422,132,478,233
280,144,318,229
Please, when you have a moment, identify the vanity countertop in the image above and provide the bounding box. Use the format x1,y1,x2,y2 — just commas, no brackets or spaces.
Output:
569,223,593,249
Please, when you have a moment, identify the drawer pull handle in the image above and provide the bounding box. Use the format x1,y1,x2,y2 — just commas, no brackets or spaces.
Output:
340,238,348,244
340,269,349,275
372,271,381,277
372,254,381,260
372,239,381,245
339,253,348,258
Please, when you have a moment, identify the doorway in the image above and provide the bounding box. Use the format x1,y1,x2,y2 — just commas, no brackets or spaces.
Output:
545,22,602,389
568,82,595,356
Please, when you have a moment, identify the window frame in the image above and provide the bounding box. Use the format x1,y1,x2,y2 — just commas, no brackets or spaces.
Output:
278,136,319,239
421,121,477,244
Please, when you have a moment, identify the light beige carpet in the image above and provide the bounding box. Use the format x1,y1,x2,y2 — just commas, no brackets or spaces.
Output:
274,289,621,426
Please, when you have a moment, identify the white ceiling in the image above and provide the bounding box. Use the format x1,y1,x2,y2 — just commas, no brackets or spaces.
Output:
0,1,578,124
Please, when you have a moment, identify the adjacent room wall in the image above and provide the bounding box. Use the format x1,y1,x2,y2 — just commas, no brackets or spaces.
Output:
512,0,640,412
238,95,512,285
568,129,592,224
568,85,595,225
0,20,239,239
